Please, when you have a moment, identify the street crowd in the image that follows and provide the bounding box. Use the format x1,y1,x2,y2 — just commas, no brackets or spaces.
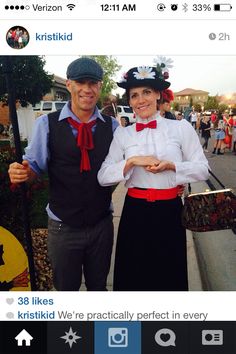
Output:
188,110,236,156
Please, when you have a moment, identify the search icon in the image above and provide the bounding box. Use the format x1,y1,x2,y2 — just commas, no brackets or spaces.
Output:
155,328,176,347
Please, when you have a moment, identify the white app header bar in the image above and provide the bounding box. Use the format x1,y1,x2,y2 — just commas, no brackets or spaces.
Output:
1,19,236,55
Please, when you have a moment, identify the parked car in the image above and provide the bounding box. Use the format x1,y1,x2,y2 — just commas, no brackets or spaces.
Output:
32,101,67,118
116,105,136,126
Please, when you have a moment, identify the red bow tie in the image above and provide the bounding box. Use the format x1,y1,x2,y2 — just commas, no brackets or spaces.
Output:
67,117,96,172
136,120,157,132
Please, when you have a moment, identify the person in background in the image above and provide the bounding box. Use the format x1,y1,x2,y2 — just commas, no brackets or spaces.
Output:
232,115,236,155
189,108,198,129
200,115,211,152
223,113,233,151
8,57,119,291
212,116,225,155
176,112,183,120
210,110,217,125
98,65,209,291
158,88,176,120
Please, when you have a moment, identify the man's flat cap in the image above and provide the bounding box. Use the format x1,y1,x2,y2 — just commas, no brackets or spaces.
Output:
66,57,103,81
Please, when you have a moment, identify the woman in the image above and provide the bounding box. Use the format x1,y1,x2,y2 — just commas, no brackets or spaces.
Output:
212,116,225,155
223,113,233,150
200,115,211,152
98,66,209,291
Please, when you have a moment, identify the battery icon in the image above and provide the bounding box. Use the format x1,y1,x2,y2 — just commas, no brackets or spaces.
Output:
214,4,232,11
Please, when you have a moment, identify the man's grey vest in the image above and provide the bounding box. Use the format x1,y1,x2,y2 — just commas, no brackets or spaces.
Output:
48,111,113,227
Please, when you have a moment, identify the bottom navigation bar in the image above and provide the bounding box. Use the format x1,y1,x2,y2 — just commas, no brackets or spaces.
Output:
0,321,236,353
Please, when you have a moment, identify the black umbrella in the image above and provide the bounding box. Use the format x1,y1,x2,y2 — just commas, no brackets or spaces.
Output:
2,56,37,290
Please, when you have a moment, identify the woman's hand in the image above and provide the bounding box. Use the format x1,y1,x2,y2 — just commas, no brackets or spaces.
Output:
145,160,176,173
124,155,160,175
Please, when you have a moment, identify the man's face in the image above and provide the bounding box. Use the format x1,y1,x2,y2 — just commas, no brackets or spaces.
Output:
66,79,102,115
161,101,171,112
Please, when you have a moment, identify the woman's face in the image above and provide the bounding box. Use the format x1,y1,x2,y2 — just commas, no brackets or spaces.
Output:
129,86,160,119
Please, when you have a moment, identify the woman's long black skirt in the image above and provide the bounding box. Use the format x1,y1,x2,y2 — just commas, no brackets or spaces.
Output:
113,194,188,291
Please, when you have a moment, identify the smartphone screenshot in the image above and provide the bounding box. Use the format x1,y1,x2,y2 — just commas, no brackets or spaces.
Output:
0,0,236,353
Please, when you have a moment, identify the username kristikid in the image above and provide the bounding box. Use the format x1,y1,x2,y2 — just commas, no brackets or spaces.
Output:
35,32,72,41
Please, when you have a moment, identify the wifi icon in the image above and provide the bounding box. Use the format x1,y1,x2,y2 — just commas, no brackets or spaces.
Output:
67,3,76,10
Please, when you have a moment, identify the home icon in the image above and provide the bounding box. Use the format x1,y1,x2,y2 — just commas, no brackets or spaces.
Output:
15,329,33,346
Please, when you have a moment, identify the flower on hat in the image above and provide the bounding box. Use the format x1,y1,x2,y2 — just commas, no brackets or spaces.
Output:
154,56,173,70
154,56,173,81
119,72,128,83
133,66,156,80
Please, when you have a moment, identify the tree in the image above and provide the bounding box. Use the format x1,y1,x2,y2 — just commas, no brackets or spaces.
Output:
87,56,121,107
218,103,228,114
193,103,202,112
117,93,128,106
172,102,180,112
189,97,193,108
0,56,53,106
204,95,219,111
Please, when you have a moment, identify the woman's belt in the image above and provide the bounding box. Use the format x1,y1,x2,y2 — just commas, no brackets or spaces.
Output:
127,187,179,202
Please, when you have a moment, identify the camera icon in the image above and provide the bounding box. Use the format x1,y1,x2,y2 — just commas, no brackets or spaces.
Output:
108,328,128,347
171,4,178,11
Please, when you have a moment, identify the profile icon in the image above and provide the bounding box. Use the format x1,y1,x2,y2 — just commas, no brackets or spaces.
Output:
6,26,30,49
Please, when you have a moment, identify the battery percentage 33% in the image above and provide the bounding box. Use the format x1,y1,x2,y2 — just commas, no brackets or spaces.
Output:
192,4,212,11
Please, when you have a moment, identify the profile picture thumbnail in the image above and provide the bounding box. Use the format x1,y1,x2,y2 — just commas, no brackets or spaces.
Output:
6,26,30,49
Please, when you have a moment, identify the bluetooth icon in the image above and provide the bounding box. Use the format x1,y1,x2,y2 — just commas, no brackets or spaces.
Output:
182,3,188,12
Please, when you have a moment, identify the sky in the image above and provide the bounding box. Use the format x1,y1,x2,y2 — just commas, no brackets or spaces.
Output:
44,55,236,97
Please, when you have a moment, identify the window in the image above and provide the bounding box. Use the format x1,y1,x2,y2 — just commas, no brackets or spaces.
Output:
42,102,52,111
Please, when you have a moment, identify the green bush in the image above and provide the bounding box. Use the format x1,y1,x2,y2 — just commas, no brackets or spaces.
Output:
0,145,48,244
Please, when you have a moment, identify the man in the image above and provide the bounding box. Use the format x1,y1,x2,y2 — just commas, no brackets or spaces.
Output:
176,112,183,120
158,89,176,120
190,108,198,129
8,57,119,291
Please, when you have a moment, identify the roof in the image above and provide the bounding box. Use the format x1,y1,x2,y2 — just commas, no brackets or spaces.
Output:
53,75,66,85
175,88,209,96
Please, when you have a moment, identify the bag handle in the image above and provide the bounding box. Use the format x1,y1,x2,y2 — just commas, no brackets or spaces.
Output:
187,169,226,194
208,170,226,189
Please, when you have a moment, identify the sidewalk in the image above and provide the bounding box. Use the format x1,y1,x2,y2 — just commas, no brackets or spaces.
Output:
185,180,236,291
107,182,203,291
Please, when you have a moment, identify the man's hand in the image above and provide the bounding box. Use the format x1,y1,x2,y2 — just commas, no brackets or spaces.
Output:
8,160,35,184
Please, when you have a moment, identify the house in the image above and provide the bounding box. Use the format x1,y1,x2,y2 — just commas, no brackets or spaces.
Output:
43,75,70,101
15,329,33,346
0,75,69,129
174,88,209,111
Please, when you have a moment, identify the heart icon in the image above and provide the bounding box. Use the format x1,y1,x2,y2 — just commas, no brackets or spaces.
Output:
160,333,170,342
6,298,14,305
6,312,14,319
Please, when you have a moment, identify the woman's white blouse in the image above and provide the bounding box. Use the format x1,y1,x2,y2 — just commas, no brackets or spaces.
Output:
98,116,209,188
